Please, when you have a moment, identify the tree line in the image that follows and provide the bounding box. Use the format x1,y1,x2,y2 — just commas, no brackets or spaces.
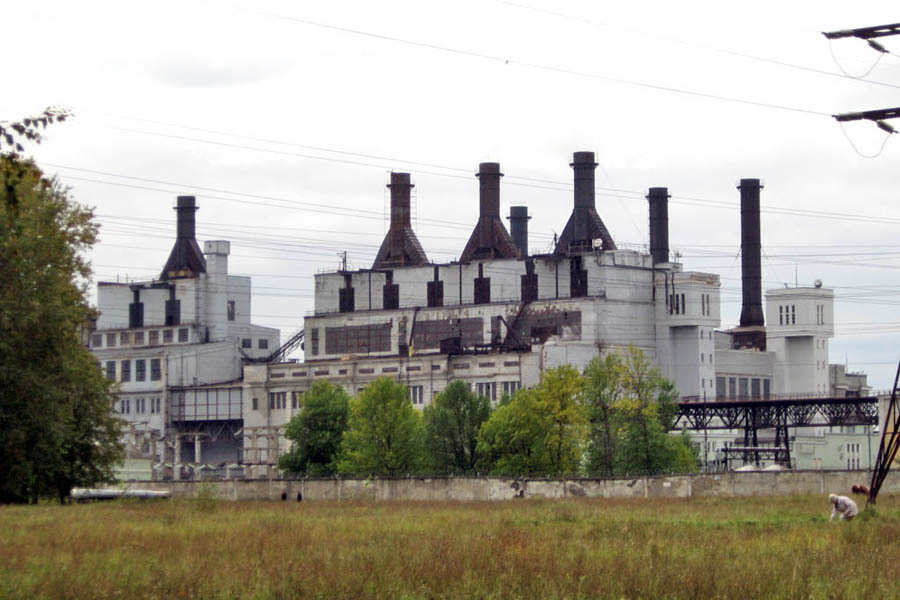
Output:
279,347,697,478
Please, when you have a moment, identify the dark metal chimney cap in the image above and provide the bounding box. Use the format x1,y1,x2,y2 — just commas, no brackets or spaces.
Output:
508,205,531,220
388,172,413,187
570,151,597,167
476,162,503,177
737,178,764,189
176,195,197,209
647,187,671,198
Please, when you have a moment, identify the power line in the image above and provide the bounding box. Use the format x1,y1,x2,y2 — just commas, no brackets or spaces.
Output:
496,0,900,91
219,3,832,118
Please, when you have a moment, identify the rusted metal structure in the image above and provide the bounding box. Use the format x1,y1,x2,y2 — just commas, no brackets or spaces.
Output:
460,163,519,262
867,361,900,507
372,172,429,269
554,151,616,255
675,395,879,467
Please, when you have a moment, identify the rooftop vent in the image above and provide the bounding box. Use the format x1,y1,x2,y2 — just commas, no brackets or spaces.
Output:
372,172,429,269
554,151,616,255
460,163,519,262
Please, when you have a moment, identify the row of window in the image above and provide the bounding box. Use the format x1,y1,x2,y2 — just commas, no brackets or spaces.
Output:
715,376,772,399
253,380,524,411
117,397,162,415
778,305,796,326
242,338,269,350
105,358,161,382
93,327,189,349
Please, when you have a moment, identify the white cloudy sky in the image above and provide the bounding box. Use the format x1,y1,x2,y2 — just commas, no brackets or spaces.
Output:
4,0,900,388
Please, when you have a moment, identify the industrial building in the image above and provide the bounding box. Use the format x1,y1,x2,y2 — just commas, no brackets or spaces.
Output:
90,151,873,478
240,151,840,475
89,196,279,479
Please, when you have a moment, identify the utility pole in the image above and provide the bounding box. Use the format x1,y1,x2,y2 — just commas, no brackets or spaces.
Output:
824,23,900,135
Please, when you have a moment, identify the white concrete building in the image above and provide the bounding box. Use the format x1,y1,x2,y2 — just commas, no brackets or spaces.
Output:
90,196,279,478
240,152,846,475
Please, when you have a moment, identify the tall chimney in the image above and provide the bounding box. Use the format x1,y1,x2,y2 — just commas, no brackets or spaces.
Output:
160,195,207,280
459,162,518,262
372,172,429,269
554,151,616,255
508,205,530,258
738,178,764,328
647,187,670,264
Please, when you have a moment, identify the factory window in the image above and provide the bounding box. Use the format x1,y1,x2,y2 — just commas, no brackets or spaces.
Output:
779,306,783,325
150,397,160,414
709,354,713,365
227,300,235,321
791,305,796,324
763,379,771,398
409,386,424,406
106,333,117,347
728,377,736,398
268,392,287,410
739,378,749,398
502,381,522,397
105,361,116,380
241,338,252,349
149,330,159,345
291,391,303,409
121,360,131,382
91,334,102,348
311,329,319,356
163,329,173,343
120,331,130,345
252,397,258,411
178,328,189,342
150,358,161,381
476,382,497,403
716,377,726,399
681,294,686,314
700,354,704,364
751,378,761,398
134,331,144,345
121,398,130,415
259,339,269,350
135,398,144,414
135,359,146,382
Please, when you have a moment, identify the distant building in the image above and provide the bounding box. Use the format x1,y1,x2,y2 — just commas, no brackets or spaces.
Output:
89,196,278,479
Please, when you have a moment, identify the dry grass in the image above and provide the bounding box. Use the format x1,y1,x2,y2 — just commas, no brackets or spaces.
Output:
2,494,899,599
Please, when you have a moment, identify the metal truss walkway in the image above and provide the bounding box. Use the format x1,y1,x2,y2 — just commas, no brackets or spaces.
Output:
674,395,879,468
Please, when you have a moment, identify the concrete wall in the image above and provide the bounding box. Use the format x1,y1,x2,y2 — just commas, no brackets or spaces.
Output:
131,470,898,502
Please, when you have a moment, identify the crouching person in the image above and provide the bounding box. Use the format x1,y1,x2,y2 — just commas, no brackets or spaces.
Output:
829,493,859,521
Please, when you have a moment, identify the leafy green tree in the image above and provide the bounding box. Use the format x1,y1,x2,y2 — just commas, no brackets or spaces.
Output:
338,377,425,476
583,354,626,477
278,382,349,476
1,111,123,503
477,365,586,477
423,380,491,474
476,388,552,476
613,347,696,476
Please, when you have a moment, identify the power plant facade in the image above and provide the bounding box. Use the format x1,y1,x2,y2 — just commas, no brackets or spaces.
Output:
90,152,841,478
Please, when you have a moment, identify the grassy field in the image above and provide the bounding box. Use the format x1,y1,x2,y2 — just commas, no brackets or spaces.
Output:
2,493,899,599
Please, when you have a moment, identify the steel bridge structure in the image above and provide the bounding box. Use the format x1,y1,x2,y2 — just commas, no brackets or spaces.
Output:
674,395,879,468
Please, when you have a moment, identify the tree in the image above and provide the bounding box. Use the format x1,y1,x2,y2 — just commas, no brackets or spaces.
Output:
583,354,626,477
613,347,696,476
477,365,586,477
1,111,123,502
423,380,491,474
337,377,425,476
278,381,349,476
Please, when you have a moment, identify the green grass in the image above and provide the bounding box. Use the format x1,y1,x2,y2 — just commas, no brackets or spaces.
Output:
1,494,898,599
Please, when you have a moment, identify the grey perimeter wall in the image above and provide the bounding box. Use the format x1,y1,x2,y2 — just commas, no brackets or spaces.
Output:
135,471,897,502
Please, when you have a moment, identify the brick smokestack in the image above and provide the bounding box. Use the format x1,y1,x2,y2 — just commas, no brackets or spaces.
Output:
647,187,670,264
738,178,764,328
160,195,207,280
372,172,428,269
459,162,518,262
554,151,616,255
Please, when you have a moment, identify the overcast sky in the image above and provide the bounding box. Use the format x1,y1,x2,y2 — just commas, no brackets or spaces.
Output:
4,1,900,388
